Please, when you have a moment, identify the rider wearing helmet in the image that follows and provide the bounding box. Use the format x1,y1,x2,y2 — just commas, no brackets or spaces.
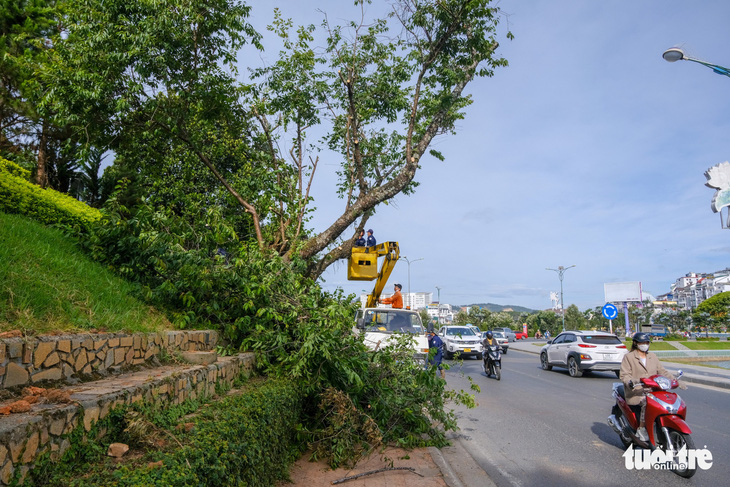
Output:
482,330,501,351
619,332,673,442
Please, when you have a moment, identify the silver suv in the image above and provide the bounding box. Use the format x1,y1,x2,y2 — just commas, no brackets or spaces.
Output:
540,331,627,377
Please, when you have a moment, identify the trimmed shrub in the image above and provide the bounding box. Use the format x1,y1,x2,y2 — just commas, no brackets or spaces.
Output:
0,156,102,232
24,378,303,487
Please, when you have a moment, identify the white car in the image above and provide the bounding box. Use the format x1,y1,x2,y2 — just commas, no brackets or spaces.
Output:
439,326,483,359
482,330,509,354
355,308,429,363
540,330,628,377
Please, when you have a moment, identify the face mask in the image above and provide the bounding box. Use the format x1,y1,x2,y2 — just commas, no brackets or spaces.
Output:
638,344,649,352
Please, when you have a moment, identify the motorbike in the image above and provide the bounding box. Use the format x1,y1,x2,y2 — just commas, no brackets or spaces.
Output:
482,344,502,380
607,371,696,478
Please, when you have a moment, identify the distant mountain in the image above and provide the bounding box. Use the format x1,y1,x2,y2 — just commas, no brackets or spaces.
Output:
461,303,538,314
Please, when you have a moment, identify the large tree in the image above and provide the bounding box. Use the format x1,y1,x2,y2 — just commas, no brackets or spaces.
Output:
36,0,511,278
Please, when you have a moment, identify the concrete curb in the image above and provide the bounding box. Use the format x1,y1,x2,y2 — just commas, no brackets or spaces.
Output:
428,447,465,487
429,437,496,487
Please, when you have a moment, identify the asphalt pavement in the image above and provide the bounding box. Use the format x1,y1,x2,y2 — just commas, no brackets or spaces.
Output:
431,339,730,487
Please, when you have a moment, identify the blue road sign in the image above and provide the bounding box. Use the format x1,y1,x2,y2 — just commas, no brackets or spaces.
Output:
602,303,618,320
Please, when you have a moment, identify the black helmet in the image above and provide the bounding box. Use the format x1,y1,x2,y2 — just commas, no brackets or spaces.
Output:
486,331,493,339
632,332,650,343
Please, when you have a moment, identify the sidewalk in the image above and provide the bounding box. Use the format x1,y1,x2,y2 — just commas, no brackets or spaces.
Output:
507,339,730,390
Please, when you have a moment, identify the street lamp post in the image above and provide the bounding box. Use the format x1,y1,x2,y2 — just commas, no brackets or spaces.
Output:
546,265,576,332
399,257,424,308
662,47,730,77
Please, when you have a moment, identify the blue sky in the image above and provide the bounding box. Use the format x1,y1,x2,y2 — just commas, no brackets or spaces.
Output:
247,1,730,311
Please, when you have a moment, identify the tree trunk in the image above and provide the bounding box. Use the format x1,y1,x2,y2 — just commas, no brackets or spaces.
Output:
35,122,49,189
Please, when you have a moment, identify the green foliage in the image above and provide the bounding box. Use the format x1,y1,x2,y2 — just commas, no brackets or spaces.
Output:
34,0,512,279
694,291,730,330
247,319,476,468
563,304,586,330
0,156,102,232
24,378,302,487
0,211,169,333
85,195,315,335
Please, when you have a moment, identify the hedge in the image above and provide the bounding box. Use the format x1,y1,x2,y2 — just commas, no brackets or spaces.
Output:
25,378,304,487
0,157,102,232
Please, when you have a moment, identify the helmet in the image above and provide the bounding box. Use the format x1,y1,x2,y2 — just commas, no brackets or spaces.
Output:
486,331,493,339
632,332,650,343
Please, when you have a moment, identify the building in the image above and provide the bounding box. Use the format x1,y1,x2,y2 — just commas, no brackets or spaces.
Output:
403,292,433,310
359,291,433,310
426,303,454,325
667,270,730,310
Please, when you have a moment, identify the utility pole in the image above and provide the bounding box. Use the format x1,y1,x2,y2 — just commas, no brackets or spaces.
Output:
546,265,576,332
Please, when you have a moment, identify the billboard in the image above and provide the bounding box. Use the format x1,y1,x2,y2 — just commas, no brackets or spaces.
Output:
604,281,642,303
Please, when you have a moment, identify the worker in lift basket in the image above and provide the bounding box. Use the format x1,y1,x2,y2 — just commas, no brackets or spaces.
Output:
380,283,403,309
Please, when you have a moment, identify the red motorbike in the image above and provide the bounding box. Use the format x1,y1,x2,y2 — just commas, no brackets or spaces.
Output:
607,371,697,478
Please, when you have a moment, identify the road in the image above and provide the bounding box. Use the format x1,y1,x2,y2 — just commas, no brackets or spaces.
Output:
443,348,729,487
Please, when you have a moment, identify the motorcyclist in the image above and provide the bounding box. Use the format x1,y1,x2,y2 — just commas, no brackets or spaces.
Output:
482,331,501,365
619,332,673,442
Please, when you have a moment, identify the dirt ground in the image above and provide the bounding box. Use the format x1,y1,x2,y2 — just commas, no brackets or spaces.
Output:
281,447,448,487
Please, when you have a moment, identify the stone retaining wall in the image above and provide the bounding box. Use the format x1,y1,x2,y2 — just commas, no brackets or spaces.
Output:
0,352,254,485
0,330,218,390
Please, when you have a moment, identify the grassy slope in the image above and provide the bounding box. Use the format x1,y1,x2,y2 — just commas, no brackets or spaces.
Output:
0,212,170,335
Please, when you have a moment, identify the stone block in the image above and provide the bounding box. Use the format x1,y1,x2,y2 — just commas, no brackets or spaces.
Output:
74,351,88,372
82,364,92,375
62,364,74,378
0,461,13,485
181,351,218,366
81,338,93,350
108,337,120,348
133,336,141,349
0,343,4,362
125,348,134,363
107,443,129,458
40,427,49,446
31,368,62,383
104,349,114,368
57,339,71,353
0,446,6,466
5,362,29,387
49,418,66,436
120,337,133,347
9,439,23,464
22,343,33,364
43,352,60,368
83,406,100,432
96,351,105,361
94,340,106,351
34,341,55,368
21,432,39,464
6,341,22,359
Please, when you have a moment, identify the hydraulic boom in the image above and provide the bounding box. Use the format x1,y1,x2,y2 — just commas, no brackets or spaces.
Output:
347,241,400,307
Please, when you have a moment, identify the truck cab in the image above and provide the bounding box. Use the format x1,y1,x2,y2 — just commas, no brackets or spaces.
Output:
355,308,429,363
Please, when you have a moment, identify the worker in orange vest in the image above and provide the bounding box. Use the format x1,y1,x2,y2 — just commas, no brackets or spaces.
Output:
380,283,403,309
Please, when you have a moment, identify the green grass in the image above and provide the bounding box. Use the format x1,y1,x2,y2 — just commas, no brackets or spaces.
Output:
0,212,170,335
622,340,677,351
681,341,730,350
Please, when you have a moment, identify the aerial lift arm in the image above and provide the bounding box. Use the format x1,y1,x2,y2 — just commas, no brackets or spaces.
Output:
347,241,400,307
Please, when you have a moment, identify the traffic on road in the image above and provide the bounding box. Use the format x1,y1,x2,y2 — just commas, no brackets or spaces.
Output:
441,338,728,487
